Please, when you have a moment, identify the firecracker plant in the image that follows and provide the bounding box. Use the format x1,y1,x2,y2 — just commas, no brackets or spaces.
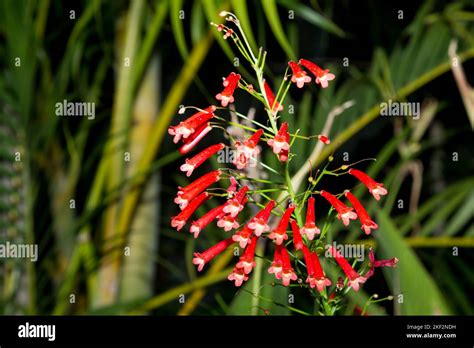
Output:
168,11,398,315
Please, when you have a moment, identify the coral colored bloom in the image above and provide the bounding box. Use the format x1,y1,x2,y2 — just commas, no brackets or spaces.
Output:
318,135,330,145
232,225,253,248
175,170,221,209
179,123,213,155
348,169,388,201
280,245,298,286
247,200,275,236
236,236,258,274
171,192,209,231
301,197,320,240
290,220,303,250
217,214,239,231
223,28,233,39
320,190,357,226
233,152,249,170
268,204,295,245
190,205,225,238
193,237,234,271
180,143,225,177
364,248,399,279
223,186,249,217
226,176,238,197
301,245,315,277
288,61,311,88
302,245,331,291
233,129,263,169
344,191,378,235
311,252,332,292
268,245,283,279
263,80,284,113
267,122,290,162
299,59,335,88
236,129,263,158
328,246,366,291
168,106,216,143
216,72,241,107
227,266,249,286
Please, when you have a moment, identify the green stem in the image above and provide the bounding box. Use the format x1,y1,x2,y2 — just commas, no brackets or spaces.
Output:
129,268,232,314
250,241,265,315
284,163,303,226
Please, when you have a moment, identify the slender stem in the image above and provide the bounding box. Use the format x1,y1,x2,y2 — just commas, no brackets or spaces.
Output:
284,163,303,226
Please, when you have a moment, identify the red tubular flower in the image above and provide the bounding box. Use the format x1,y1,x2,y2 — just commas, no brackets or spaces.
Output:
344,191,378,235
175,170,221,209
328,246,366,291
247,200,275,236
226,176,238,197
299,59,335,88
268,245,283,279
290,220,303,250
288,60,311,88
311,252,332,292
217,214,239,231
236,236,258,274
320,190,357,226
227,267,249,287
179,123,213,155
318,135,331,145
223,185,249,217
301,245,315,278
280,245,297,286
168,106,216,143
267,122,290,162
348,168,388,201
303,244,331,290
268,203,295,245
233,129,264,169
171,192,209,231
216,72,241,107
263,80,284,113
278,131,290,162
180,143,225,177
365,247,399,279
301,197,320,240
232,225,253,248
189,205,225,238
193,237,234,271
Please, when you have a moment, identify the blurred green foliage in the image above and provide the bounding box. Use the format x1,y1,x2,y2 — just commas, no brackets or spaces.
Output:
0,0,473,316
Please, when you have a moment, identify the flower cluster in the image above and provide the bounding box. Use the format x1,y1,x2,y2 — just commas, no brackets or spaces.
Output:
168,11,398,312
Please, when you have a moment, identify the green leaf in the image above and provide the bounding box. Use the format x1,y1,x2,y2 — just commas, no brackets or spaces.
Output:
277,0,346,38
260,0,295,59
398,179,473,235
444,190,474,236
375,210,452,315
170,0,189,59
419,188,469,236
190,0,205,45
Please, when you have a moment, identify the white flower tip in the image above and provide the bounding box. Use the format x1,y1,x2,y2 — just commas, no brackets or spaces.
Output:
219,11,228,17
